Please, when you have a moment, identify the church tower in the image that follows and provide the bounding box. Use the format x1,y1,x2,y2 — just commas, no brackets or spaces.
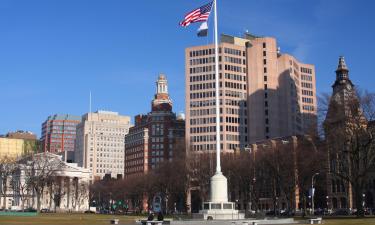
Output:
151,74,173,111
324,56,366,210
324,56,356,125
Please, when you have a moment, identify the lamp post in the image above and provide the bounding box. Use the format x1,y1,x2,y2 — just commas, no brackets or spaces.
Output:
311,173,319,215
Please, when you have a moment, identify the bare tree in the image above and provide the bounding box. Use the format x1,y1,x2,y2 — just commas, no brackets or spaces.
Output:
22,154,64,212
324,89,375,217
0,156,16,209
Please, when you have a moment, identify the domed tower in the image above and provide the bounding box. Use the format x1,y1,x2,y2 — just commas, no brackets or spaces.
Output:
151,74,173,111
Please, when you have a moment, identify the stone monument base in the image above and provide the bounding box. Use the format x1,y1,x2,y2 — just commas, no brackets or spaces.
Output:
194,201,245,220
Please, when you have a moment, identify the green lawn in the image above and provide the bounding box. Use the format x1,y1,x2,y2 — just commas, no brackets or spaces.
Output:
0,213,141,225
296,217,375,225
1,214,375,225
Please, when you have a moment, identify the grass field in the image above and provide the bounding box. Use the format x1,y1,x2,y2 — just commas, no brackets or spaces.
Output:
0,213,141,225
1,214,375,225
299,217,375,225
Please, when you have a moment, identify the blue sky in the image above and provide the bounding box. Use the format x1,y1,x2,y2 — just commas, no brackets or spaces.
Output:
1,0,374,137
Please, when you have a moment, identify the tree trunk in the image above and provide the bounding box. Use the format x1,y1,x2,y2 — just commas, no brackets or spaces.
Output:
2,178,7,209
36,192,41,212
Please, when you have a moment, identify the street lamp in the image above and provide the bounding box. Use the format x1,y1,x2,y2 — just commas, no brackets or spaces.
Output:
311,173,319,215
362,193,366,208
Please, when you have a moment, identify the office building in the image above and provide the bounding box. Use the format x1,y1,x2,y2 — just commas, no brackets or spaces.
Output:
185,33,317,152
41,114,81,160
75,111,131,180
125,74,185,177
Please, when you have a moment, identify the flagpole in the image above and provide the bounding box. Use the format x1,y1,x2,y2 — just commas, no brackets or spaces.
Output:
213,0,221,174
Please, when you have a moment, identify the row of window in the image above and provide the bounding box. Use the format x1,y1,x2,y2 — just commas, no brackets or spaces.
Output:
225,99,246,107
189,48,216,57
225,90,246,99
190,99,218,108
224,56,244,65
301,74,313,81
303,105,315,111
190,65,216,74
225,81,246,90
224,47,243,56
301,67,313,74
190,82,215,91
192,144,223,151
224,64,245,73
301,82,313,89
190,117,216,125
189,73,216,82
190,126,220,134
191,135,217,142
302,89,314,96
190,91,216,99
224,73,246,82
190,108,218,117
302,97,314,104
190,57,215,66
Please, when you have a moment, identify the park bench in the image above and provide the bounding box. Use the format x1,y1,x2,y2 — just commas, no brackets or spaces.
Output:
308,217,322,224
139,220,171,225
231,221,257,225
110,218,119,224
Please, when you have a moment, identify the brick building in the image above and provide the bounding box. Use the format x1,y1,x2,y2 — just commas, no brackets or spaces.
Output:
125,74,185,177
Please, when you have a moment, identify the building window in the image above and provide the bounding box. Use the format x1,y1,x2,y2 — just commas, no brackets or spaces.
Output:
263,59,267,65
263,43,266,48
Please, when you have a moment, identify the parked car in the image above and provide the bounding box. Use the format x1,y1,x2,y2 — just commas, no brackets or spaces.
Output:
84,210,95,214
23,208,37,213
40,208,51,213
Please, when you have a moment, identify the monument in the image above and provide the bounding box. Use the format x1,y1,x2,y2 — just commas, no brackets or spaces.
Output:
194,0,244,220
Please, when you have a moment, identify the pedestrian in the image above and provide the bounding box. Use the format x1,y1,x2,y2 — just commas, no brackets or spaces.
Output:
157,212,164,221
147,212,154,221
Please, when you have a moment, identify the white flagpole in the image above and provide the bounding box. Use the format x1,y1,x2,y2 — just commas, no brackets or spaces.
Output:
89,91,92,114
213,0,221,173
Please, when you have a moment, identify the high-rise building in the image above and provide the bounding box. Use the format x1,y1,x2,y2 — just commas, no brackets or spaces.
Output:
75,111,131,180
185,33,317,152
41,114,81,158
125,74,185,177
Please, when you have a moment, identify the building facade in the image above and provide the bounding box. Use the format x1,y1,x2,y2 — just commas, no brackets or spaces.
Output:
0,153,91,212
324,57,375,210
0,138,25,159
185,33,317,153
75,111,131,180
125,74,185,177
6,131,37,140
41,114,81,161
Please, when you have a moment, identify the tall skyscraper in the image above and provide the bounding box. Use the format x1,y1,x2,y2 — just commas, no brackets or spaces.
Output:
185,33,317,152
125,74,185,177
41,114,81,158
75,111,131,180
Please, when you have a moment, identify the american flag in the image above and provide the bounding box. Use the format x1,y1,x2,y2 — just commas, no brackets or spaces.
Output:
179,2,213,27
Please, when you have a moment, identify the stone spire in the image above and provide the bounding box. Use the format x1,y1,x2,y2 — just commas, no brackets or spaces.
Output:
333,56,353,88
